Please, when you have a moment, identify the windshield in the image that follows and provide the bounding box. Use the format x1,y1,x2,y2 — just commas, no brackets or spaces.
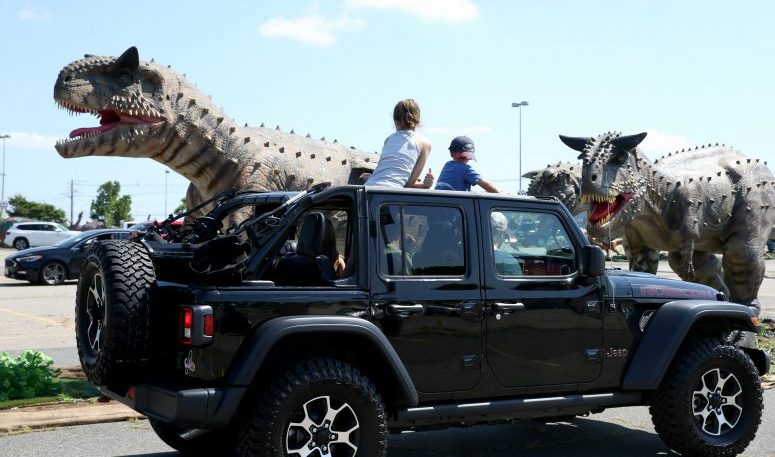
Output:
54,223,69,231
53,231,94,247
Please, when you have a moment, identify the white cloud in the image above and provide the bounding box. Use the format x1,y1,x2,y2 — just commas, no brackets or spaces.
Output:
258,14,365,46
2,132,59,150
640,130,694,156
17,7,51,22
347,0,479,23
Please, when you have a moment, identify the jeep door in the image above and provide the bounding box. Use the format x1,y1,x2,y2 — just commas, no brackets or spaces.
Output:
479,200,603,389
368,192,483,396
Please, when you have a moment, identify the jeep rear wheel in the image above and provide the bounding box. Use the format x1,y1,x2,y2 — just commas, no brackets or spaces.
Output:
75,240,155,385
650,339,763,457
239,359,387,457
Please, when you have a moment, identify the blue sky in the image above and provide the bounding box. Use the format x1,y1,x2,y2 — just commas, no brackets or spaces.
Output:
1,0,773,223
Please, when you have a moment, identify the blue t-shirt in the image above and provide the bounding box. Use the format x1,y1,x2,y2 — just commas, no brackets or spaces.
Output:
436,161,481,191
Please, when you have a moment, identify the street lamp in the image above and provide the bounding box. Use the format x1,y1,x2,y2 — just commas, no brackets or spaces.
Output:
164,170,170,217
0,134,9,213
511,101,529,193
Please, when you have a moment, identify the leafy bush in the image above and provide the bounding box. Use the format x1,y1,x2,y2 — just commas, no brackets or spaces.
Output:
0,351,60,401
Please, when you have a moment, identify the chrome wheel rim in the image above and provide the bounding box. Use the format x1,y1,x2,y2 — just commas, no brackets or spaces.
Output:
692,368,743,436
43,263,65,285
85,273,106,353
286,395,360,457
14,239,27,250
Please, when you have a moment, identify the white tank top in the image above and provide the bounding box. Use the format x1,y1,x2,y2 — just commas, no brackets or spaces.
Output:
366,130,421,188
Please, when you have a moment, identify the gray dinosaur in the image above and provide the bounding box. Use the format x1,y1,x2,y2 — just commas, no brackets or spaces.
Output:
559,131,775,307
523,162,661,272
523,162,584,215
53,47,378,216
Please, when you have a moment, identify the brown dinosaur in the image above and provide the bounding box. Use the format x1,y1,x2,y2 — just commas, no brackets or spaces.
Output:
53,47,378,217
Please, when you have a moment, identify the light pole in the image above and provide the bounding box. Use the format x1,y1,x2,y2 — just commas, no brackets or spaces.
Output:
164,169,170,217
511,101,528,193
0,134,9,214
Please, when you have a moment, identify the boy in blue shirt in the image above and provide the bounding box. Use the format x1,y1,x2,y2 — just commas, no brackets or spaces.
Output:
435,136,502,193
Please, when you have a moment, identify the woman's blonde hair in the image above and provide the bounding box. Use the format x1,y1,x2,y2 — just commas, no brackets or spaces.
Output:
393,99,421,130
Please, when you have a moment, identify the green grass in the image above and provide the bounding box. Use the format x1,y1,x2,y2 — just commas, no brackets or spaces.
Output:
0,378,100,411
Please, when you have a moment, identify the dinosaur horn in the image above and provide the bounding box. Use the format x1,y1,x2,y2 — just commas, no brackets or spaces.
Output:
115,46,140,79
559,135,591,152
522,170,541,179
610,132,647,152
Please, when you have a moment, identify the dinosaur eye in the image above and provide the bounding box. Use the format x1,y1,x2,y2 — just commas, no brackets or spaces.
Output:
115,68,134,85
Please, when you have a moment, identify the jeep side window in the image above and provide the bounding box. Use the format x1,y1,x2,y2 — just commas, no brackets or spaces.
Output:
379,204,465,277
491,210,576,276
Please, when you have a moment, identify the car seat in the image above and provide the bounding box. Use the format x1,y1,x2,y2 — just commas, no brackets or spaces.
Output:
269,212,336,286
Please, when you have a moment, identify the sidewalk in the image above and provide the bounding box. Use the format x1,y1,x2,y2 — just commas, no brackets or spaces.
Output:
0,400,144,435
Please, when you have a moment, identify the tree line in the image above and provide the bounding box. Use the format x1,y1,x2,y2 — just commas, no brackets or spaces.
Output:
5,181,133,227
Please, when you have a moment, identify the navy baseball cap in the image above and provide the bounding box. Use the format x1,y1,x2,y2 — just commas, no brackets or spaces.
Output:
449,135,475,153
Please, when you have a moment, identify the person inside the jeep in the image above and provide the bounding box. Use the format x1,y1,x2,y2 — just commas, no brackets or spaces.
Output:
435,135,503,193
379,206,412,275
491,211,522,275
361,98,435,189
324,217,346,277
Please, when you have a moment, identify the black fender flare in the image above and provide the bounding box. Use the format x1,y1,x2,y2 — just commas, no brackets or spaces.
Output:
226,316,419,406
622,300,759,390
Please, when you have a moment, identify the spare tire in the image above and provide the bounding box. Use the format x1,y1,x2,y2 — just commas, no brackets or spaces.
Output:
75,240,156,385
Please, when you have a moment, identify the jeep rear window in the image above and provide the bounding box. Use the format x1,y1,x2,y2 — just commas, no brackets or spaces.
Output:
378,204,465,277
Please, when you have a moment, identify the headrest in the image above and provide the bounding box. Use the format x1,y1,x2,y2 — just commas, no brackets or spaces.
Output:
297,212,327,257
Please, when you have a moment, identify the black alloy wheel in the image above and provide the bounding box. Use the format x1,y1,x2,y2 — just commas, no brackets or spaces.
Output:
650,338,763,456
239,359,388,457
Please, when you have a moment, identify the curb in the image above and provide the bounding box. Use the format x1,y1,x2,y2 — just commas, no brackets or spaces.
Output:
0,400,145,435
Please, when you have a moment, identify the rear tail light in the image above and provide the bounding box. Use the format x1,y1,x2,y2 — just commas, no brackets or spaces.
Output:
204,314,214,337
180,307,194,344
178,305,214,346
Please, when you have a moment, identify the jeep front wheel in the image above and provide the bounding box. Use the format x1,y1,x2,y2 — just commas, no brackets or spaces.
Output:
650,339,763,457
239,359,388,457
75,240,155,385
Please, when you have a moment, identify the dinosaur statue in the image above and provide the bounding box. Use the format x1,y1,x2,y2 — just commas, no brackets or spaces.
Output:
53,47,378,217
559,131,775,307
523,162,584,215
523,162,661,271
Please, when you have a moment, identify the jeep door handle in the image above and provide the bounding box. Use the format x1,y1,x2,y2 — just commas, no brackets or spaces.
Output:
386,303,424,317
491,302,525,313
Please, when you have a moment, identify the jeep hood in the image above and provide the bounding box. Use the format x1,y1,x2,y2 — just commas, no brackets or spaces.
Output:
606,270,720,301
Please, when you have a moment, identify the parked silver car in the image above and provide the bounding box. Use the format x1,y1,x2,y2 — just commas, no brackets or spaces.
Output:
4,222,80,250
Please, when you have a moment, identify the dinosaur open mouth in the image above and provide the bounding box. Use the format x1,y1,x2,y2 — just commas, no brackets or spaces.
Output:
56,100,162,140
581,193,634,226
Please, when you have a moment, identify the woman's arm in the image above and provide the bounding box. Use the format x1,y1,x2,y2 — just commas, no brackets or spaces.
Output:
405,139,433,188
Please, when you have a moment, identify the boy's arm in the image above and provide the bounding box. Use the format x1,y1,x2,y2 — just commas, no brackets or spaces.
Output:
477,178,502,193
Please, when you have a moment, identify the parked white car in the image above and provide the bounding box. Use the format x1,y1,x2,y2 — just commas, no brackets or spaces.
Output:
5,222,80,250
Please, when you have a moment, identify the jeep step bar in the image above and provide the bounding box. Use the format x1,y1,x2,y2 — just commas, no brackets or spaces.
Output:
394,392,642,425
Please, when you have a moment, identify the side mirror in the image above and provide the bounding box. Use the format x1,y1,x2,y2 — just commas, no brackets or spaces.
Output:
580,245,606,277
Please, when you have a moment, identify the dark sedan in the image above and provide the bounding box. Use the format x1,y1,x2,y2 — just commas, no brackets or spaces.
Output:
4,229,131,285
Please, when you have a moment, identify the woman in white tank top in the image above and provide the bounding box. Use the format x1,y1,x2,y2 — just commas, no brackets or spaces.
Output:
364,99,434,189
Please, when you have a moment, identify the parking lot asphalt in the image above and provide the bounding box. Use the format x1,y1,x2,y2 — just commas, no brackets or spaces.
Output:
1,247,774,368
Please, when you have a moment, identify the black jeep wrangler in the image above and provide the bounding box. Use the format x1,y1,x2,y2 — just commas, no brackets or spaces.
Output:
75,185,769,457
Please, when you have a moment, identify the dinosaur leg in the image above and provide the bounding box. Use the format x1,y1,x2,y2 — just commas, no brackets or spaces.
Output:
624,227,659,274
690,251,729,297
721,239,765,306
667,249,697,282
184,183,207,220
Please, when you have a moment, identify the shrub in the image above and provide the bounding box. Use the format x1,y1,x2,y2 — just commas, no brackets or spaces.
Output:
0,351,60,401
